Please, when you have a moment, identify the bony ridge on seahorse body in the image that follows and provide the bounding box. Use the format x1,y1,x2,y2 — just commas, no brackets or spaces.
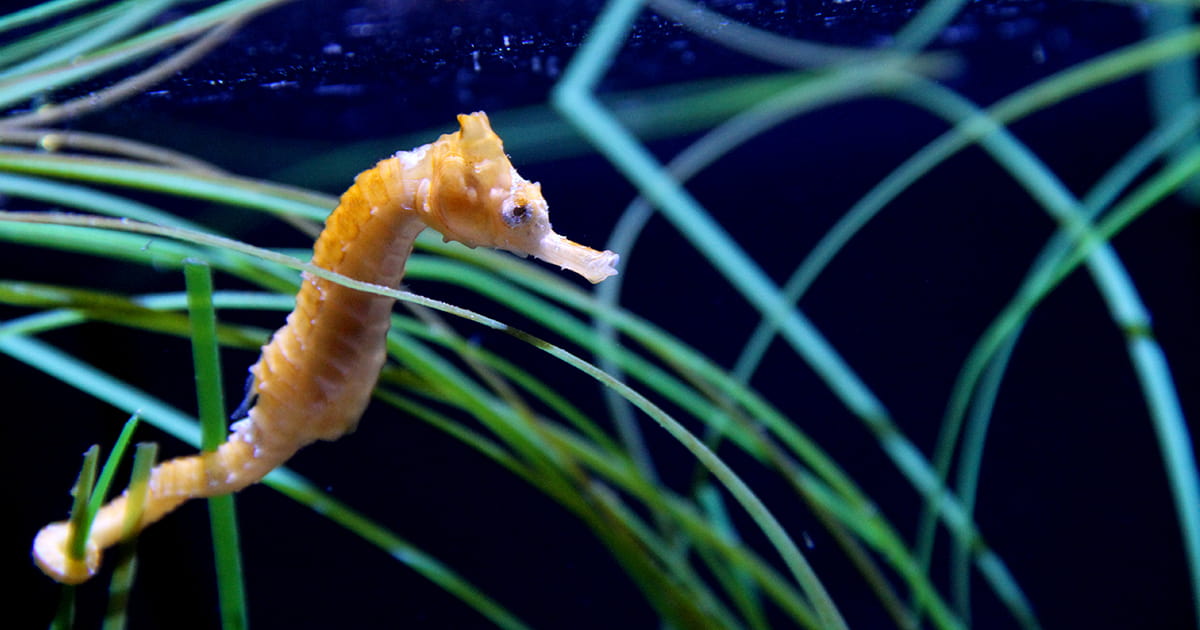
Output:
33,111,619,584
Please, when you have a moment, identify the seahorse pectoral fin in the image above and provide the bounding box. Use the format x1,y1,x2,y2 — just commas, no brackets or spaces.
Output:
230,370,258,421
530,232,619,284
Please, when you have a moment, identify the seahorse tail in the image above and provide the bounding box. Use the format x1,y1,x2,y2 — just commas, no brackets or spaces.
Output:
33,433,293,583
150,437,275,498
31,489,188,584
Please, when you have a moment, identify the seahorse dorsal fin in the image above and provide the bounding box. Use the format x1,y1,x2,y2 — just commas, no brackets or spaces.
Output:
456,112,508,165
449,112,512,204
456,111,497,147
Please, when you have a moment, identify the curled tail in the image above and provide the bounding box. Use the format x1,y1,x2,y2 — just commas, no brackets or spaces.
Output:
33,434,293,584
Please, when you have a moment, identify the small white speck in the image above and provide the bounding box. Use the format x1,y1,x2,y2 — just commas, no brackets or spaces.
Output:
396,143,430,169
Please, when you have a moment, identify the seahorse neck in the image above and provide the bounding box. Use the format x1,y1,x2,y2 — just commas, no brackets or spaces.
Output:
311,153,430,288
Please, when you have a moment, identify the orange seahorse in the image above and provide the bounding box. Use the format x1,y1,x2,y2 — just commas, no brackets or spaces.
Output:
32,112,619,583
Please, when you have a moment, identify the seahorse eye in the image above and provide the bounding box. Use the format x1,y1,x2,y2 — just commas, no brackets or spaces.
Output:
504,204,530,227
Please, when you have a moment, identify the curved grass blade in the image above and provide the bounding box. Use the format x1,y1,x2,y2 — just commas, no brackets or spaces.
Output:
0,0,290,111
0,0,170,80
0,0,105,35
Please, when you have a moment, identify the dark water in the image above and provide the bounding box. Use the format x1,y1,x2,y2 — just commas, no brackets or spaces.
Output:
8,1,1198,629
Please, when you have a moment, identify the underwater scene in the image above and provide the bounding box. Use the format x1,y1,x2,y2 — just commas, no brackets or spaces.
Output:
4,1,1198,628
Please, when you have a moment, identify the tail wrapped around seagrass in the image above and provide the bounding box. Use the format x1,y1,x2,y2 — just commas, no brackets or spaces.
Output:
33,112,618,584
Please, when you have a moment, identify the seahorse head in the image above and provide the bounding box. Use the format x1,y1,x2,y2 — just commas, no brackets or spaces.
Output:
423,112,618,284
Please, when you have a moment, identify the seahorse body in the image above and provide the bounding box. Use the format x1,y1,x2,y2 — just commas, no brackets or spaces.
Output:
33,112,619,583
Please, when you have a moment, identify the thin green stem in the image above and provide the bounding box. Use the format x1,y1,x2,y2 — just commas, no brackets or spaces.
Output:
86,414,141,518
102,441,158,630
67,446,99,564
184,260,248,630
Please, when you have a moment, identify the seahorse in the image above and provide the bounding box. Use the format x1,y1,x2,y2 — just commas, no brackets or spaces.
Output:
32,112,619,584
